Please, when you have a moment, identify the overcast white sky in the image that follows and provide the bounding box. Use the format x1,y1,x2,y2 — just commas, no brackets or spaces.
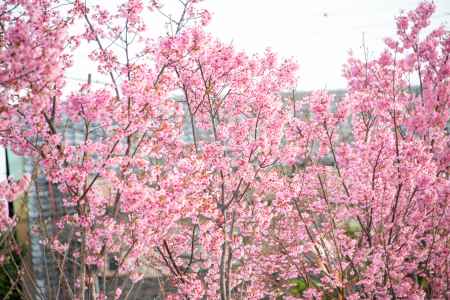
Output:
201,0,449,90
68,0,449,91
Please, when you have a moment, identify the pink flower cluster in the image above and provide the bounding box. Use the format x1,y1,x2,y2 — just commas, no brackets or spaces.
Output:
0,175,30,232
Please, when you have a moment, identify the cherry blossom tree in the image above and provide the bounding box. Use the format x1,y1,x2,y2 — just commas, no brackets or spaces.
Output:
0,0,448,299
258,2,449,299
1,0,297,299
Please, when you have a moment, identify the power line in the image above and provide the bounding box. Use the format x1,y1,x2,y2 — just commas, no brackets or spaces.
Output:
64,76,109,86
